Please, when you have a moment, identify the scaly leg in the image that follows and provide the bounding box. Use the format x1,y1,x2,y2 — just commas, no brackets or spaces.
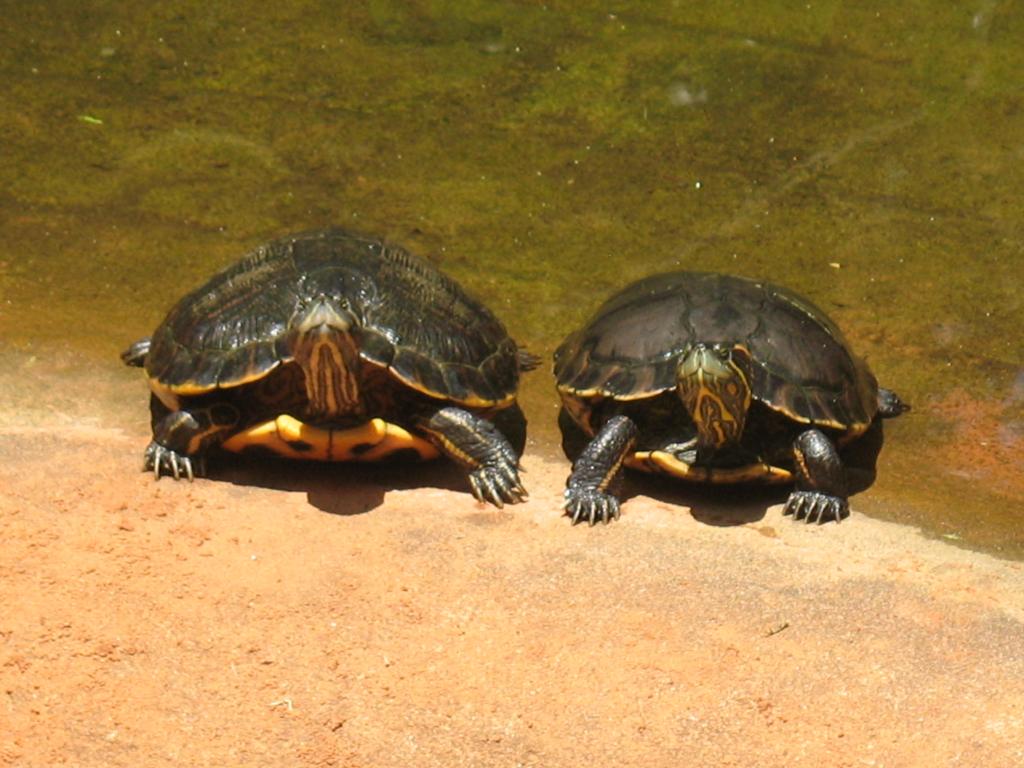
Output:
145,396,240,481
563,415,639,526
415,406,527,508
783,428,848,524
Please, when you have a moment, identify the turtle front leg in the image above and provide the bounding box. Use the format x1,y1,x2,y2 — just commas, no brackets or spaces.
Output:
563,415,639,526
415,406,527,508
145,396,240,481
783,428,848,524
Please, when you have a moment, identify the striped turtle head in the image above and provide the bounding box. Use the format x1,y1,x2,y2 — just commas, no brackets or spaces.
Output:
676,342,753,451
290,296,363,418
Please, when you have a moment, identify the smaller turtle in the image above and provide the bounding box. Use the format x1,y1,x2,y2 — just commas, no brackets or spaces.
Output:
123,228,536,507
553,271,908,525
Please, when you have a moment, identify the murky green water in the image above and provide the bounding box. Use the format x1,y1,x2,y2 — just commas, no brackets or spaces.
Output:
2,2,1021,554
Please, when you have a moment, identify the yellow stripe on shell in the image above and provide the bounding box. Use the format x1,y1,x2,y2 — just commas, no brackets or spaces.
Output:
152,347,515,411
149,379,182,411
391,368,516,409
557,384,870,437
150,359,284,401
755,402,867,435
555,384,672,402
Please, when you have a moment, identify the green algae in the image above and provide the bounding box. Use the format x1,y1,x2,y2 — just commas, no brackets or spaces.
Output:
0,2,1021,555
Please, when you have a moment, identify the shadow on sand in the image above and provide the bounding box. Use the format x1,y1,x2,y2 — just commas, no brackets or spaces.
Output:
204,453,471,517
623,474,790,526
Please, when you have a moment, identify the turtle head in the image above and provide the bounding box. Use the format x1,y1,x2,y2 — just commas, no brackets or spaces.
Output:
676,342,753,451
292,295,359,336
290,295,363,419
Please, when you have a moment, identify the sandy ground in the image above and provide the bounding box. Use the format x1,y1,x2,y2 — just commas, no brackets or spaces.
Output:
1,355,1023,767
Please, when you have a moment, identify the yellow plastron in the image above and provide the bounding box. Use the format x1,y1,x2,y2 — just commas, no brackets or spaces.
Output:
625,451,792,484
221,415,440,462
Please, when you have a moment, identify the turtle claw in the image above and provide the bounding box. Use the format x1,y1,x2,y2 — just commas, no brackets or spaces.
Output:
783,490,847,524
144,442,197,482
468,457,527,509
564,487,620,526
419,406,526,509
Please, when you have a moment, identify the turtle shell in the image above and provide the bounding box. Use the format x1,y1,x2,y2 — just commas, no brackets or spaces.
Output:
146,228,520,409
554,271,879,433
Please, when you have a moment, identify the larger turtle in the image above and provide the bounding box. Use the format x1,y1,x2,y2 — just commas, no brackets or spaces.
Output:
553,271,908,525
122,228,535,507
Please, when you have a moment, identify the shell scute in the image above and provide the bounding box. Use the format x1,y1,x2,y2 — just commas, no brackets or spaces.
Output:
145,228,521,407
555,271,878,431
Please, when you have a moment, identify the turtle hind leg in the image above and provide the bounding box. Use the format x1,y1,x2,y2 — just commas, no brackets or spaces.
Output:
145,396,240,481
784,428,848,524
415,406,527,508
563,415,638,526
877,388,910,418
121,337,151,367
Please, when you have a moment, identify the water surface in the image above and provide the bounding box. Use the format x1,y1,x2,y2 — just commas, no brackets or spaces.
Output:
2,2,1021,553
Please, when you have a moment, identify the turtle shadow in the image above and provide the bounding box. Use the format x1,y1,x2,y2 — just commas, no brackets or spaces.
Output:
622,474,788,526
205,453,469,517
